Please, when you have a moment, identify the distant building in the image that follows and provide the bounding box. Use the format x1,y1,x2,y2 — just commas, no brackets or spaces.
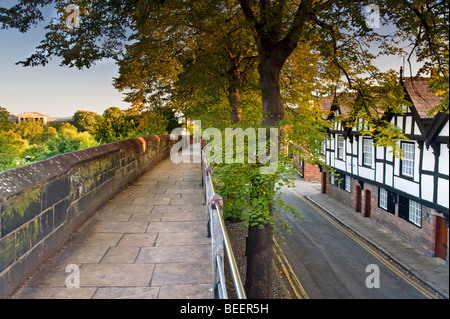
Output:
9,112,72,125
16,112,50,125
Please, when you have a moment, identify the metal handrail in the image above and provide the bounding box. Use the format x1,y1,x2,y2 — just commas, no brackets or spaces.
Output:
202,149,247,299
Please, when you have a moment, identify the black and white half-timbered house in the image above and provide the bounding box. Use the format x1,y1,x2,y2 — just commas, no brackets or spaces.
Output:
320,75,449,261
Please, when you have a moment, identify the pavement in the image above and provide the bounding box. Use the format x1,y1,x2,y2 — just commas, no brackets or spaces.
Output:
290,177,449,299
11,154,214,299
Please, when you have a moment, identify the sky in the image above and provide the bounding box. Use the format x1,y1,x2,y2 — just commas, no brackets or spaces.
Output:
0,1,129,118
0,1,420,119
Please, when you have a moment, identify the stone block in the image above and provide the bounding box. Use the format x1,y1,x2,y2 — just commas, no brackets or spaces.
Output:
78,264,155,287
150,262,211,286
54,198,69,228
0,232,16,273
15,210,53,259
93,287,159,299
1,188,41,237
42,176,70,211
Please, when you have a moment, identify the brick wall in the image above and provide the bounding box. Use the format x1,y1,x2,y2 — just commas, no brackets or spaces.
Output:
303,163,322,182
0,135,177,298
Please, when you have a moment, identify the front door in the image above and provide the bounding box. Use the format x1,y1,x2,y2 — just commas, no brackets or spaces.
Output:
435,216,448,261
364,190,371,218
356,186,362,213
321,172,327,194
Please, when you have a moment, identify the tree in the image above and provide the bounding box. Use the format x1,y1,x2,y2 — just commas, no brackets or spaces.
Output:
383,0,449,114
94,107,139,143
16,120,45,145
137,105,180,135
31,122,98,160
15,120,61,146
0,130,27,170
72,110,103,133
112,0,260,124
33,126,59,146
102,107,124,120
0,107,16,132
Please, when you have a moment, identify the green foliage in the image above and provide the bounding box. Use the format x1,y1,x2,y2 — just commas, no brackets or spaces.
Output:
102,107,124,120
0,130,28,170
0,109,99,170
0,104,178,172
137,111,169,136
22,145,47,162
137,106,180,135
93,106,181,144
0,107,17,132
1,0,447,147
2,0,447,296
206,125,302,229
16,121,44,143
94,111,139,144
72,110,103,133
21,122,98,162
16,122,60,146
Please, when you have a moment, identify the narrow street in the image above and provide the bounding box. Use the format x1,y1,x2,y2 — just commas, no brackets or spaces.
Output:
275,184,440,299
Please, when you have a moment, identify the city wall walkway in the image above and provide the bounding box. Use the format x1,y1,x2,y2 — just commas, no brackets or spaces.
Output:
11,152,214,299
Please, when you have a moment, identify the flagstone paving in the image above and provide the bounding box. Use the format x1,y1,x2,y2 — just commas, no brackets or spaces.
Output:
12,154,214,299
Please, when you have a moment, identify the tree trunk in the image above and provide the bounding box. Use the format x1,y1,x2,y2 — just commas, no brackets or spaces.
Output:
244,43,289,299
238,0,307,300
228,85,242,124
245,221,274,299
258,47,286,127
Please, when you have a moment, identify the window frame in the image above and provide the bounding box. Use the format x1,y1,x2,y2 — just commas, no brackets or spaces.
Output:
362,137,373,167
398,195,421,227
345,175,351,192
379,187,388,210
400,142,415,178
409,200,422,227
337,135,344,160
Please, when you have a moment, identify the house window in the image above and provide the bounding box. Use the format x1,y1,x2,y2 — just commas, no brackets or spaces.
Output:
333,173,351,192
345,175,351,192
409,200,422,227
401,142,415,178
337,135,344,159
398,195,421,227
379,188,388,210
363,138,373,167
378,188,396,214
338,174,345,190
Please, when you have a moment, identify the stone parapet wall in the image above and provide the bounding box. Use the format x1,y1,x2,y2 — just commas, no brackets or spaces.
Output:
0,135,176,298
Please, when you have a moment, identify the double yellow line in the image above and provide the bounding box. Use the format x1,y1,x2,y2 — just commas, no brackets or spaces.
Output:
283,185,440,299
273,237,309,299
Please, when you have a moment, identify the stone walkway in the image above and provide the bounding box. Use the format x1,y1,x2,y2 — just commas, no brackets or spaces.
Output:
12,153,213,299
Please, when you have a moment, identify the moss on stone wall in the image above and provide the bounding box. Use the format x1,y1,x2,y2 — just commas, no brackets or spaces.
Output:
1,188,41,237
